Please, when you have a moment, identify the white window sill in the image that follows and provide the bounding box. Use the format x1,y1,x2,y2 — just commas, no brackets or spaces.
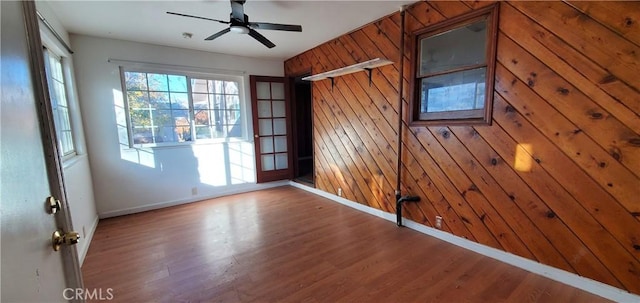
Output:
61,153,87,170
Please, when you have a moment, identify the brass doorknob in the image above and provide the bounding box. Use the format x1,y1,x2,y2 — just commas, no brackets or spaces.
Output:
52,230,80,251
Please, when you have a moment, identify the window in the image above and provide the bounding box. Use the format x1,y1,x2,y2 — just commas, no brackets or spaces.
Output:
410,4,499,125
122,70,243,146
43,47,76,157
192,79,241,139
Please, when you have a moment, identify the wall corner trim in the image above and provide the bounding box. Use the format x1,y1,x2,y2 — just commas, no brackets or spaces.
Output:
289,181,640,302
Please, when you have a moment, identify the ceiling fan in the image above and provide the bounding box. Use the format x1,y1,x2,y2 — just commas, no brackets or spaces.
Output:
167,0,302,49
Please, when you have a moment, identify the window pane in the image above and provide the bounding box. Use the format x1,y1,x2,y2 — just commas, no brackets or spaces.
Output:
274,136,287,152
62,131,74,154
58,107,72,130
147,73,168,91
225,110,240,125
127,91,149,108
132,127,156,144
168,75,188,92
157,126,175,142
191,78,208,93
273,118,286,135
149,92,170,109
125,72,148,90
154,110,173,127
256,82,271,99
213,80,224,94
194,109,210,125
260,137,274,153
257,101,271,118
419,19,487,76
170,92,189,109
275,153,288,169
420,67,486,113
195,125,212,139
55,81,69,107
224,81,239,94
262,155,275,171
259,119,273,136
226,95,240,110
130,109,151,127
272,101,286,117
271,83,285,100
192,93,209,108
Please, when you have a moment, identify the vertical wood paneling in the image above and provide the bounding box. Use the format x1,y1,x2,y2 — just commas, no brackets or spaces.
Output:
285,0,640,294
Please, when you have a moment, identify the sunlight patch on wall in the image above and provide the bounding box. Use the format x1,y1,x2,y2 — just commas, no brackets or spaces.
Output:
192,141,255,187
114,89,156,168
228,142,256,184
514,143,533,172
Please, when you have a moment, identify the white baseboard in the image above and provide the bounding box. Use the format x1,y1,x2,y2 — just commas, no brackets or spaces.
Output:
289,181,640,303
98,180,290,219
78,215,99,266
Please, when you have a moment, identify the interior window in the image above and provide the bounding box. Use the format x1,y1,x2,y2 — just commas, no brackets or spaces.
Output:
410,5,498,126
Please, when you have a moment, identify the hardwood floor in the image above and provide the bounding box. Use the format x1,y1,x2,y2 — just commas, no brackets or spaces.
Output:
82,186,609,302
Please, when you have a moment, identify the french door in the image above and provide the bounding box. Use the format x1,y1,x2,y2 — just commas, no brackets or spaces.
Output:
250,76,293,183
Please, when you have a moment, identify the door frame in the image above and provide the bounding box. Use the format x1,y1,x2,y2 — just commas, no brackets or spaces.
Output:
288,71,314,185
23,0,84,292
250,75,294,183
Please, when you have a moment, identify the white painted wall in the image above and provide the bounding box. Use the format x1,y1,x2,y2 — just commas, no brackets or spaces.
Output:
35,1,98,265
70,35,285,218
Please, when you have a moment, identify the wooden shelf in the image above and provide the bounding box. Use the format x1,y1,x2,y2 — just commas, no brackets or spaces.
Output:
301,58,394,82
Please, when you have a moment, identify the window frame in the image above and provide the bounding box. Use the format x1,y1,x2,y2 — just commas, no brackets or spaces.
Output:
409,4,499,126
119,67,246,148
43,46,77,159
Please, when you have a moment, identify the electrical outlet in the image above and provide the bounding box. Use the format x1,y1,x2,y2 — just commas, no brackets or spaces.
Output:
191,187,198,195
435,216,443,229
337,188,343,197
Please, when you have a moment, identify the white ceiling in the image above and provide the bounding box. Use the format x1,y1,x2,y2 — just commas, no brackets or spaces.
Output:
47,0,415,60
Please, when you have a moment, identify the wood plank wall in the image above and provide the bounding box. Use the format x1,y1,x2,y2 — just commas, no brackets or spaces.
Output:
284,1,640,294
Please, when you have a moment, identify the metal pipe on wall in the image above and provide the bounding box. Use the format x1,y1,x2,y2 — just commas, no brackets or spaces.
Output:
394,6,420,227
395,6,407,202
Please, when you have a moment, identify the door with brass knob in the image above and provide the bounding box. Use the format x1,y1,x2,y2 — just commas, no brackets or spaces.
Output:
1,1,83,301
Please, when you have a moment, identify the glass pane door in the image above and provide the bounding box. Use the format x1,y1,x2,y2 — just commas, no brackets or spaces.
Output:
250,76,292,182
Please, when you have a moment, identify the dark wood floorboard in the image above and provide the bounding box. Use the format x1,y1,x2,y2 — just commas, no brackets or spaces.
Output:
82,186,609,302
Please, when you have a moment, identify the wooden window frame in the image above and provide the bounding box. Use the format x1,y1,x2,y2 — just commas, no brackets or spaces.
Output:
409,4,499,126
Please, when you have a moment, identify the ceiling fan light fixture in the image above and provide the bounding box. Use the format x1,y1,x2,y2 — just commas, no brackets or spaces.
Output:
230,25,249,34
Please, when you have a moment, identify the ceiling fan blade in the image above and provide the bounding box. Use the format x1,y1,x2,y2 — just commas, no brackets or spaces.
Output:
249,22,302,32
166,12,229,24
248,28,275,48
230,0,245,21
205,28,231,41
